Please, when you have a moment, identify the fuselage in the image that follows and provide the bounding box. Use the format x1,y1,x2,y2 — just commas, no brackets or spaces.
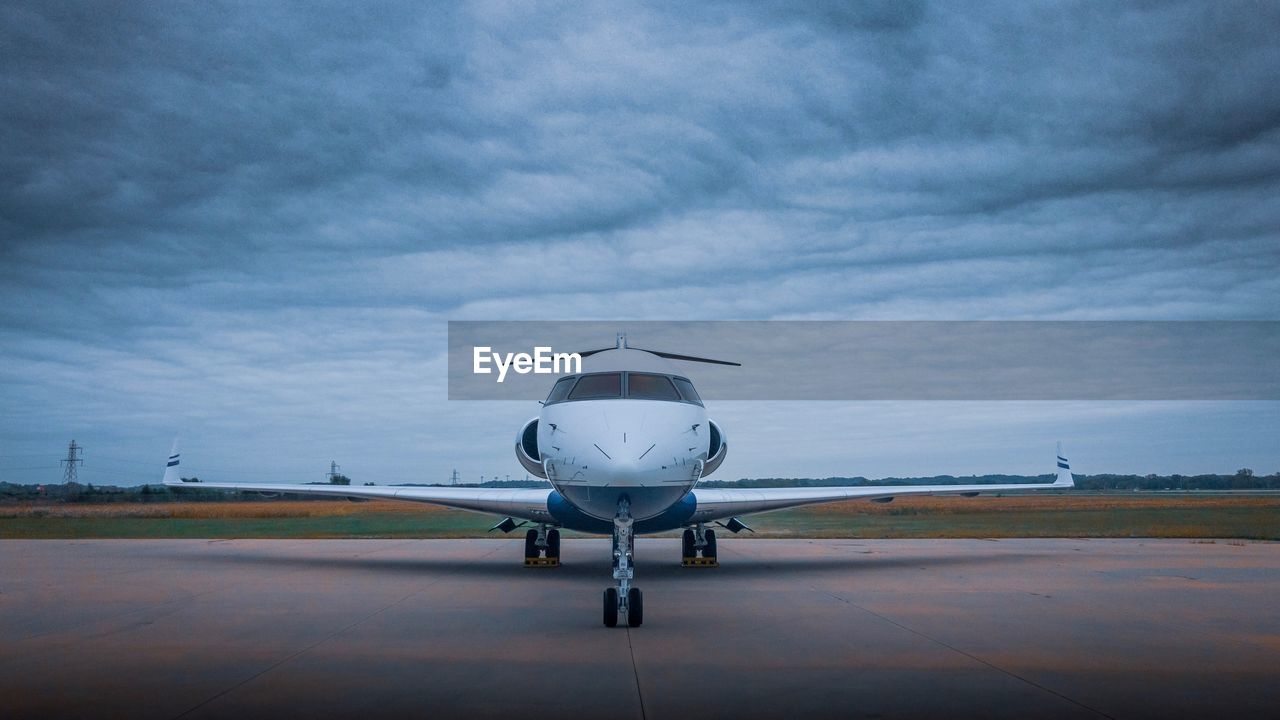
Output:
514,348,726,533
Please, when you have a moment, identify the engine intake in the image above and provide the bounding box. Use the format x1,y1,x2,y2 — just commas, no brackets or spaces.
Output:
703,419,727,477
515,417,547,478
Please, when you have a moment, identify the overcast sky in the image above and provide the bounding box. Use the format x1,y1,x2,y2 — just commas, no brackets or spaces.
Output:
2,1,1278,486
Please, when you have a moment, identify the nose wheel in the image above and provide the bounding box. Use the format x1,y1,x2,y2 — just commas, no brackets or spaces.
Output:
604,497,643,627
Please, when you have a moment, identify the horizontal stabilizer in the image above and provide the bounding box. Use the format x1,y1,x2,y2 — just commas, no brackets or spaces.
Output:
577,334,741,366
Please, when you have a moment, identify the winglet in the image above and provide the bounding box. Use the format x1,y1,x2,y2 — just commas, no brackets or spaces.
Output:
1054,442,1075,488
162,438,181,486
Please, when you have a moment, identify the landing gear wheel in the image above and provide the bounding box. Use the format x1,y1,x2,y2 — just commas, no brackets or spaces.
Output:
681,528,695,559
703,528,717,559
627,587,643,627
524,528,539,559
546,528,561,559
603,587,619,627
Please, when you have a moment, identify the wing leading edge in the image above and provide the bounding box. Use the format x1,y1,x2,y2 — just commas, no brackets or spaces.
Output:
689,445,1075,524
161,444,555,524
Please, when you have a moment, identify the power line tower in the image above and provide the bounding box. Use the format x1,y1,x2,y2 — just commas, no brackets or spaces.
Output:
327,460,341,483
450,469,459,486
61,440,83,484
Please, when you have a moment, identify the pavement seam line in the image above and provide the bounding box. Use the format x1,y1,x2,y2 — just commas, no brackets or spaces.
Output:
625,627,648,720
170,540,508,720
815,586,1116,720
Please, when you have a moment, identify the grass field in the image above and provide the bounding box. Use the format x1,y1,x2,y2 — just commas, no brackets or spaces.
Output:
1,494,1277,540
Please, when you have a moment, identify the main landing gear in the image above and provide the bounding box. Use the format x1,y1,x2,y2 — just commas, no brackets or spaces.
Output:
681,524,718,567
524,524,560,567
604,497,643,627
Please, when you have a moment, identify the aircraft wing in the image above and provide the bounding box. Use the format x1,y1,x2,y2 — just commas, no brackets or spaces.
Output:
161,447,555,524
688,446,1075,525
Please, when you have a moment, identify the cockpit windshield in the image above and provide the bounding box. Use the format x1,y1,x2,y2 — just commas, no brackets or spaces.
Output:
627,373,680,401
671,377,702,405
545,372,704,406
545,377,575,404
567,373,622,400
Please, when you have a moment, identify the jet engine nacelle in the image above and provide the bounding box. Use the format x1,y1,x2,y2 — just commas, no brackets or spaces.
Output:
702,419,727,477
515,417,547,479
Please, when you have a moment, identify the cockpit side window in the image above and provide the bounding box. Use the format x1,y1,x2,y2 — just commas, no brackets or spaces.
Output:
672,377,703,406
545,377,576,405
568,372,622,400
627,373,681,401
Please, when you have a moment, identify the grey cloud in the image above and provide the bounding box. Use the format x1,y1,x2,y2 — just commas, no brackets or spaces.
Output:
1,1,1278,484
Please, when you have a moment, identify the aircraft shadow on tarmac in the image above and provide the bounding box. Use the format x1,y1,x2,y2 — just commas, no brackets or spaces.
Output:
171,543,1053,580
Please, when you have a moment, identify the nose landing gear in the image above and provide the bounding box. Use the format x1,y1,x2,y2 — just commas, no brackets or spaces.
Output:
681,524,718,567
604,497,643,627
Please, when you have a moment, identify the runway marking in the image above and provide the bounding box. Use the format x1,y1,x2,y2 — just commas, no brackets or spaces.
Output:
625,627,648,720
814,587,1116,720
169,540,509,720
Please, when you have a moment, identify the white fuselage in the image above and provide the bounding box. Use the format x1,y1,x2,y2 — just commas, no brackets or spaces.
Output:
539,397,709,520
524,348,718,521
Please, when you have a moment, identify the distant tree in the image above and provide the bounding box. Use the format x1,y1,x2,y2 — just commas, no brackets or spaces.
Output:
329,474,352,486
1231,468,1255,490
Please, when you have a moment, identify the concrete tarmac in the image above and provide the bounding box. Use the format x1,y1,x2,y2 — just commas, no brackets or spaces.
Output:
2,538,1278,719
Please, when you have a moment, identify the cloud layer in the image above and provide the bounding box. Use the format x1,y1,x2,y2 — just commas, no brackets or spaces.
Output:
2,1,1278,484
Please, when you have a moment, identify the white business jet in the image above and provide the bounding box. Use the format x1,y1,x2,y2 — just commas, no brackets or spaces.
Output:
163,334,1074,627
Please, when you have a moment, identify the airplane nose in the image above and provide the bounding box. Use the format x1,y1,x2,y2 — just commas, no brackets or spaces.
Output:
593,440,641,473
584,429,665,478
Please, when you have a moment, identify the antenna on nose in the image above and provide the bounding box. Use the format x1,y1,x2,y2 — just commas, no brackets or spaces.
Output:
617,332,627,349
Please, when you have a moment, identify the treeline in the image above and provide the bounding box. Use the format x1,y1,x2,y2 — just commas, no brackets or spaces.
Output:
700,474,1042,488
4,471,1277,505
0,482,324,504
701,470,1280,491
400,480,552,489
1074,471,1280,491
0,478,553,504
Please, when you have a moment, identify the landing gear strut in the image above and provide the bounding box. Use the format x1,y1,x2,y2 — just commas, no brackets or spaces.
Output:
524,524,560,567
604,497,643,627
681,524,718,567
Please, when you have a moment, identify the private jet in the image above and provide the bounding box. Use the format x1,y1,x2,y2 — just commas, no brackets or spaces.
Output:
163,334,1074,627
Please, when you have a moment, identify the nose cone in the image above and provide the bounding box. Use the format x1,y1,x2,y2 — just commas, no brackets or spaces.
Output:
539,398,710,520
591,452,660,485
547,402,706,480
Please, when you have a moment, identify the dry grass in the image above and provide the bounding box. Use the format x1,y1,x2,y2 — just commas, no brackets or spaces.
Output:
748,493,1280,540
2,494,1277,540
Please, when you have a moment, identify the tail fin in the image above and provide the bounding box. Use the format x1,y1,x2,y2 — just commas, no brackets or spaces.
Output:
1054,441,1075,488
162,439,181,486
